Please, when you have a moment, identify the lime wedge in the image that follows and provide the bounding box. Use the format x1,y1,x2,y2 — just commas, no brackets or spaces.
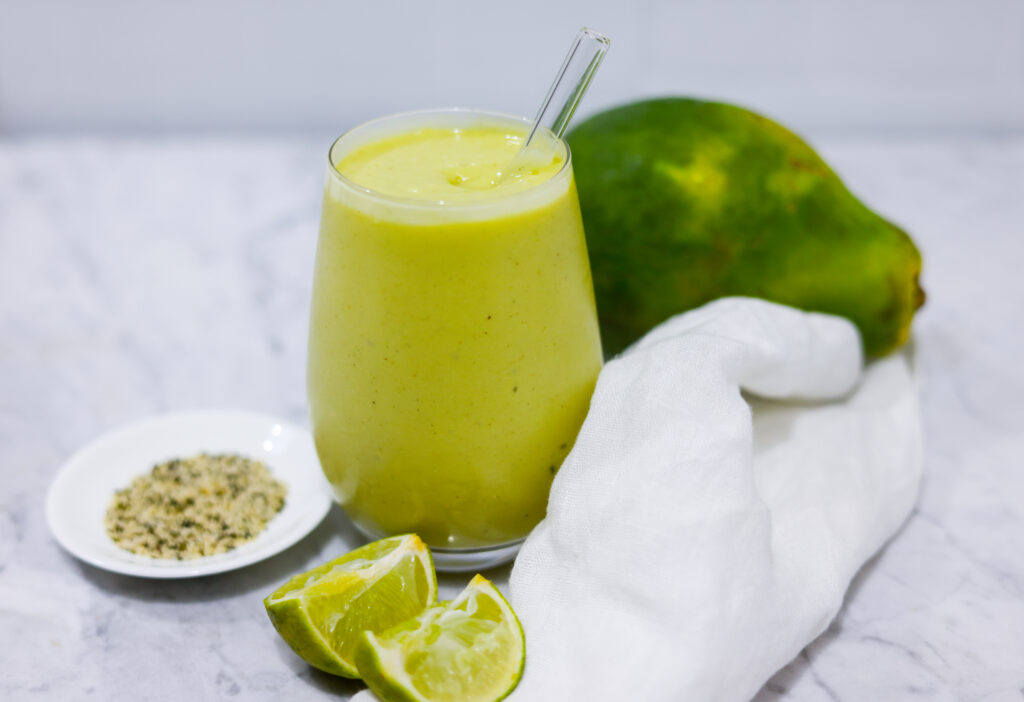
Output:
355,574,525,702
263,534,436,678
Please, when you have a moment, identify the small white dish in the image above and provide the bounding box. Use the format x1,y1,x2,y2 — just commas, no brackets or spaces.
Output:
46,409,333,579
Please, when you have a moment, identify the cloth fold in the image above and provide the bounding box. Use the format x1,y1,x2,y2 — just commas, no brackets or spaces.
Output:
353,298,922,702
507,297,922,701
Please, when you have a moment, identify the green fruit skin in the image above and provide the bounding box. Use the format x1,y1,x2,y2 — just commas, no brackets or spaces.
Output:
354,630,524,702
354,635,421,702
567,98,925,357
264,597,359,678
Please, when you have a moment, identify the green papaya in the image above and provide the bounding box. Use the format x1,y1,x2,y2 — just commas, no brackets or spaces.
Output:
567,98,924,357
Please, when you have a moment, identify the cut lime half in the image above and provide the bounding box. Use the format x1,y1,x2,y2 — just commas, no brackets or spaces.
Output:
355,574,525,702
263,533,436,678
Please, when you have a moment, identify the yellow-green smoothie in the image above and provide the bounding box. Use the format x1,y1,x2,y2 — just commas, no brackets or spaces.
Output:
308,111,602,556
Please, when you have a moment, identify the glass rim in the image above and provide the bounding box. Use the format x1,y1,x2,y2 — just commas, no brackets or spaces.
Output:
325,107,573,212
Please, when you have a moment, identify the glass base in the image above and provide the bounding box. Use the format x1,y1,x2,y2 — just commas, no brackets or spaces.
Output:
429,541,523,573
351,522,523,573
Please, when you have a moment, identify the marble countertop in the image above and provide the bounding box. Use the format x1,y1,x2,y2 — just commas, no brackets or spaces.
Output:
1,134,1022,701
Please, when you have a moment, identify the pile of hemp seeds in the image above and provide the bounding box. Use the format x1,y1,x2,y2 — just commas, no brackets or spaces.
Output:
104,453,287,560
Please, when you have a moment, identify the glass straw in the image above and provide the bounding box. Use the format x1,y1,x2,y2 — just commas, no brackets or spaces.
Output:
522,28,611,150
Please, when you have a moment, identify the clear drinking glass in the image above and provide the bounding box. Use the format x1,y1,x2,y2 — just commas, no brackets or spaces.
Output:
307,109,602,570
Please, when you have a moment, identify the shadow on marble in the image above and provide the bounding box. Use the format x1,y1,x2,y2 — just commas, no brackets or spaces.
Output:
271,638,367,698
302,667,366,698
72,504,356,604
436,561,514,600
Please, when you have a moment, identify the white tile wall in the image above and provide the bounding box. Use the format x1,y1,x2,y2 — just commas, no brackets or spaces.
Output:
0,0,1021,136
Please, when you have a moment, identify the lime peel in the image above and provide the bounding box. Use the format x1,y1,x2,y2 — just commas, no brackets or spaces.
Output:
355,574,525,702
263,533,437,678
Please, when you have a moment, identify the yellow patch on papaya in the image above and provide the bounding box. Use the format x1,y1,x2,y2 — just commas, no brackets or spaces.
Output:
655,155,727,212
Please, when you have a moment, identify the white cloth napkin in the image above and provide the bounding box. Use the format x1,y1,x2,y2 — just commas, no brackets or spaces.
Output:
507,297,923,701
352,297,922,702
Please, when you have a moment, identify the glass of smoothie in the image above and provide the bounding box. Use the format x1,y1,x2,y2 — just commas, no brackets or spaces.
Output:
307,109,602,570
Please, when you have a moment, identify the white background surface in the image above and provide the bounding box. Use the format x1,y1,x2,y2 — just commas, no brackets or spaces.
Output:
1,0,1022,136
3,133,1023,702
